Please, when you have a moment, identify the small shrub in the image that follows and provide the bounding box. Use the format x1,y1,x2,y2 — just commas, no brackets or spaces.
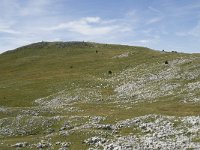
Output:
108,71,112,74
165,60,169,64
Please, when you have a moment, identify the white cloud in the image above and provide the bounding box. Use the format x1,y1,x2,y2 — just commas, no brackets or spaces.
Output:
176,21,200,37
0,0,54,17
0,28,20,34
82,17,101,23
43,17,131,36
175,32,188,37
148,6,161,14
146,17,162,25
189,22,200,37
126,10,137,17
0,19,20,34
133,40,150,44
19,0,57,17
0,36,32,53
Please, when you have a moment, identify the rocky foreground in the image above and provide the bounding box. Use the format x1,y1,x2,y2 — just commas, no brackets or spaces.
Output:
2,114,200,149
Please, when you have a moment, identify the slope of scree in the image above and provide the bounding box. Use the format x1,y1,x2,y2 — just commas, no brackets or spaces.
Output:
0,41,200,149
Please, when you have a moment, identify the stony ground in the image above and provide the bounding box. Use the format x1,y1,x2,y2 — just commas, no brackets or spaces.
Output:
0,42,200,149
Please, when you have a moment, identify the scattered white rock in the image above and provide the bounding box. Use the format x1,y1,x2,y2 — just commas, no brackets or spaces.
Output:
11,142,28,148
112,52,129,59
84,136,107,147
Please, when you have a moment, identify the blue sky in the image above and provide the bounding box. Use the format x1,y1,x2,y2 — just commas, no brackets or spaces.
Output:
0,0,200,53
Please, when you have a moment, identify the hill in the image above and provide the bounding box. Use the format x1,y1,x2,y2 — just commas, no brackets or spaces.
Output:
0,41,200,149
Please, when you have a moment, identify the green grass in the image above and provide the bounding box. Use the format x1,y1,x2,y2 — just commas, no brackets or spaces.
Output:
0,41,200,149
74,99,200,124
192,137,200,143
0,41,193,107
119,126,142,136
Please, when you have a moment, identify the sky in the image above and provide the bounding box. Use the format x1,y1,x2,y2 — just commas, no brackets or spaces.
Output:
0,0,200,53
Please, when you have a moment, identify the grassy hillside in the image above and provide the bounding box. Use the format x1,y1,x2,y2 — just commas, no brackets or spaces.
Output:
0,41,200,149
0,41,175,107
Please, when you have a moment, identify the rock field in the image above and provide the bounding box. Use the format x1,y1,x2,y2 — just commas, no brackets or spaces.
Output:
0,50,200,149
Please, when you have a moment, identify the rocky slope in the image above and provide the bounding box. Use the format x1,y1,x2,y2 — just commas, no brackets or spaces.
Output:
0,42,199,149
